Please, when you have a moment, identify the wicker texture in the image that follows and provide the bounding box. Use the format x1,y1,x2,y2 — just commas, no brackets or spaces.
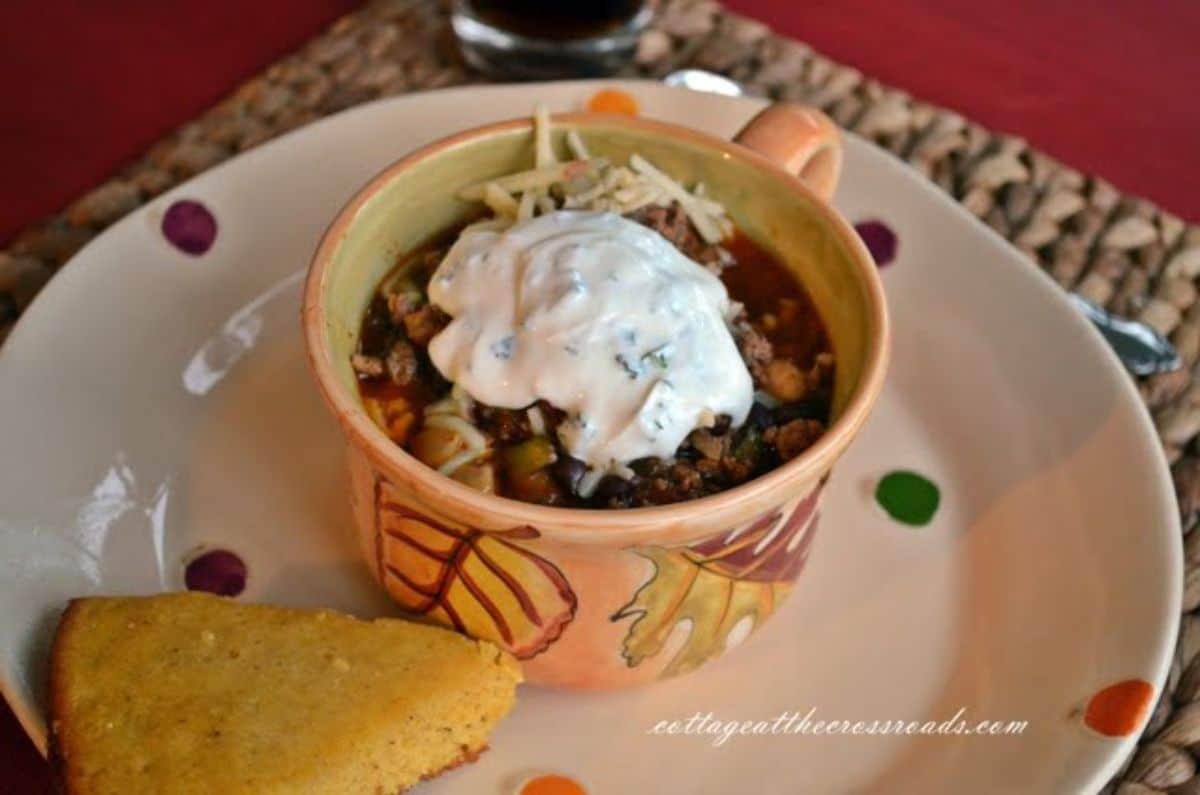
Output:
1,1,1196,789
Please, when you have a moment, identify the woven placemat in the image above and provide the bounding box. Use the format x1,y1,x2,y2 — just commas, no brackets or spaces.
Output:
2,1,1197,789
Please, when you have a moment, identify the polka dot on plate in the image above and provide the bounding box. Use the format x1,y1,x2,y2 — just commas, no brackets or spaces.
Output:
184,548,247,596
162,199,218,255
874,470,940,527
586,88,639,116
1084,679,1154,737
518,774,587,795
853,220,898,267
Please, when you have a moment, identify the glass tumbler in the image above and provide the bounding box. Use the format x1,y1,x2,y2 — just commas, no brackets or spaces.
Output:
451,0,653,79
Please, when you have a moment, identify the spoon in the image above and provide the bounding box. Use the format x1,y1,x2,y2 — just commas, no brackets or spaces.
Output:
662,69,1183,377
662,69,746,97
1068,295,1181,376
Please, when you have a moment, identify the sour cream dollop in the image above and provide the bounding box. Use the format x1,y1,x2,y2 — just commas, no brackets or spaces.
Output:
427,211,753,472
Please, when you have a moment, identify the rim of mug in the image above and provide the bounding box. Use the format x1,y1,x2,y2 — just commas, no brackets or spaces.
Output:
302,111,890,545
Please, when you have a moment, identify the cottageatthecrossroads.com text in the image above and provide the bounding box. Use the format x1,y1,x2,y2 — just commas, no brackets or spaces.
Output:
647,708,1029,747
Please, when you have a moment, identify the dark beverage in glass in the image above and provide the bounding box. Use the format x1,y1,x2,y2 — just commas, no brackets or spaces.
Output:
451,0,653,78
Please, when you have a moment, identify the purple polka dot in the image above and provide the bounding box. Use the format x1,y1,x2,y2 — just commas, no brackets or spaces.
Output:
184,549,247,596
854,220,898,267
162,199,217,255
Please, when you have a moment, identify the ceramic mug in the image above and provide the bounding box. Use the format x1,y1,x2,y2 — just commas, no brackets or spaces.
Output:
302,104,889,689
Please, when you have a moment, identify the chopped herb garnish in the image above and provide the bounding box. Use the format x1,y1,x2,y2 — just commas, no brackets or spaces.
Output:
615,353,640,379
641,343,673,369
490,335,516,360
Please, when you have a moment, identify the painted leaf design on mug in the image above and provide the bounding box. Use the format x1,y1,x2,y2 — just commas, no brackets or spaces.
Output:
375,483,576,659
612,488,820,677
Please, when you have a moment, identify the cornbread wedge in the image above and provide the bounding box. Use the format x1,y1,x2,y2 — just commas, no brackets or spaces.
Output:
49,593,521,794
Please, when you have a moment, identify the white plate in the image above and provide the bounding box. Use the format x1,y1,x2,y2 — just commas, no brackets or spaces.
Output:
0,81,1181,794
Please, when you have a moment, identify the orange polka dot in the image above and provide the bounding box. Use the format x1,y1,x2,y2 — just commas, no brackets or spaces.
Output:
520,773,587,795
586,88,639,116
1084,679,1154,737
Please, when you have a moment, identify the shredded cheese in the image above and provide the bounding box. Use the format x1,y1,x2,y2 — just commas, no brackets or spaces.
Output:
438,448,486,477
456,109,733,251
629,154,724,243
424,413,490,452
565,129,590,160
527,405,546,436
482,183,520,218
517,188,536,221
534,103,554,168
577,468,606,499
459,160,592,200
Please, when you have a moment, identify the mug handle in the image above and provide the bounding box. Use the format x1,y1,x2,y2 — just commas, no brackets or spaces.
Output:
734,104,843,201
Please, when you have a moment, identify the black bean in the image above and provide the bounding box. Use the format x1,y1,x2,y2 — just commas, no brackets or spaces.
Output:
628,457,663,477
551,455,587,493
773,396,830,424
359,295,395,357
594,475,633,503
746,401,773,430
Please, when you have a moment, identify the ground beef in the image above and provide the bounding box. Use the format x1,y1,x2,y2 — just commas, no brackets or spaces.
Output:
689,428,730,460
668,462,704,495
387,292,422,324
635,203,692,247
766,419,825,462
632,202,732,273
475,406,533,444
719,454,755,483
732,314,774,385
385,340,418,387
589,458,700,506
624,462,701,506
402,304,450,347
351,353,384,379
645,478,676,504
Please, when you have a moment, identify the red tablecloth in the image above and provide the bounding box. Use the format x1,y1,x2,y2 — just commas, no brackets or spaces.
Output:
732,0,1200,223
2,1,1198,789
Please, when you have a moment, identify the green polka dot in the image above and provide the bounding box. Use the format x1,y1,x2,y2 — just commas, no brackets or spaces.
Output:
875,470,940,527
